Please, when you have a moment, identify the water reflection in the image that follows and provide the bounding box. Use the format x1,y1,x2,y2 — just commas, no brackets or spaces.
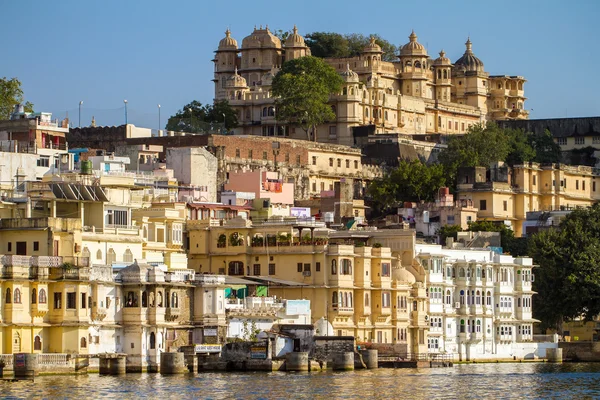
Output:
1,363,599,399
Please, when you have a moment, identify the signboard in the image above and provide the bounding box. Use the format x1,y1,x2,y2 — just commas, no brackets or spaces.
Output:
250,346,267,359
203,328,218,337
286,299,310,316
291,207,311,218
15,353,25,368
195,344,222,353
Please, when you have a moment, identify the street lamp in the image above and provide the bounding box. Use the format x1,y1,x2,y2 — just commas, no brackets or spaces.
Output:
78,101,83,127
222,113,226,134
188,108,192,132
124,100,128,125
158,104,161,133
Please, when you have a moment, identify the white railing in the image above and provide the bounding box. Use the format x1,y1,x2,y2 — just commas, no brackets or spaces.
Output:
0,354,13,367
39,353,70,365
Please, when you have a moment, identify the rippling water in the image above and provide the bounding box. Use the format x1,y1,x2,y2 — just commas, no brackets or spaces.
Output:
1,363,600,399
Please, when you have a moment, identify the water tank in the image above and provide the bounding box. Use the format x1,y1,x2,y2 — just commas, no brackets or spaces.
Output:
423,210,430,223
81,160,92,175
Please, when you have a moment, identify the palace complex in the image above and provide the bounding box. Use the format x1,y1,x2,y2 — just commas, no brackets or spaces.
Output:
214,26,528,146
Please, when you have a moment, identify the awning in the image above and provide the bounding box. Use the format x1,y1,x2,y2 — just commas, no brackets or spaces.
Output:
223,276,257,285
243,276,308,287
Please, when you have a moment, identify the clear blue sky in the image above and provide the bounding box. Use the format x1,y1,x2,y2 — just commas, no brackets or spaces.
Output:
1,0,598,129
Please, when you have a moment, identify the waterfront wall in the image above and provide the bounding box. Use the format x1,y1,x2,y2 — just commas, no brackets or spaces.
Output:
311,336,355,363
559,342,600,362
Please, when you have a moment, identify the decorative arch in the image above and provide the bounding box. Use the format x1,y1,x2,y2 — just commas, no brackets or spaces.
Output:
150,332,156,350
39,289,47,304
5,288,11,304
34,335,42,351
32,288,37,304
332,291,338,306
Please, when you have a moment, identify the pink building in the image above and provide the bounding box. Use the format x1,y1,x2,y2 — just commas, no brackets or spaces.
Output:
225,170,294,205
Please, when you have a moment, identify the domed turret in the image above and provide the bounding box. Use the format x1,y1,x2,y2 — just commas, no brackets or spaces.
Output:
363,36,383,54
226,67,247,87
218,28,238,50
433,50,452,66
400,30,427,56
242,25,281,49
340,64,359,83
454,38,484,72
393,267,417,284
285,25,305,47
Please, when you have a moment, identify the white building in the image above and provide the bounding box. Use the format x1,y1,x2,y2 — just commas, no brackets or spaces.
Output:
415,244,543,361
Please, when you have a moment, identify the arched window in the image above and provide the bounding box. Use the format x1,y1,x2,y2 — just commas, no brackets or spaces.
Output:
157,291,163,307
443,69,448,79
446,266,452,277
467,268,471,278
365,293,370,307
341,259,352,275
446,290,451,304
459,268,465,278
96,249,103,260
476,319,481,333
268,106,275,117
332,291,338,306
150,332,156,350
123,249,133,263
486,291,492,306
142,291,148,308
13,288,21,304
365,108,369,118
39,289,47,304
460,319,465,333
405,60,412,67
331,259,337,275
437,70,441,79
34,336,42,351
171,292,178,308
5,288,11,304
384,111,388,121
350,87,355,95
348,293,352,308
476,267,481,278
165,291,170,308
342,87,347,95
460,290,465,305
476,290,481,305
32,288,37,304
82,247,90,259
80,337,87,348
107,248,116,265
414,61,421,68
262,107,268,117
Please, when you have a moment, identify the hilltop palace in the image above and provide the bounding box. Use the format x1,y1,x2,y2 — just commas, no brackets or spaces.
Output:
213,26,528,146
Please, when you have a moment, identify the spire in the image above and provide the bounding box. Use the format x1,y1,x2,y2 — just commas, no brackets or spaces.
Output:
225,28,231,37
465,37,473,53
293,25,298,34
409,30,417,41
346,63,351,71
439,50,446,58
234,66,238,75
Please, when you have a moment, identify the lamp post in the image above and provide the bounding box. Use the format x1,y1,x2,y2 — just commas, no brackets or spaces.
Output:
222,113,226,134
158,104,161,133
124,100,128,125
78,101,83,127
188,108,192,132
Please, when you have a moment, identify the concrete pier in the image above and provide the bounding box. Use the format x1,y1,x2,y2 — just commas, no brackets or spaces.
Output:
13,353,38,378
160,352,186,374
285,352,309,371
332,352,354,371
360,349,378,369
547,348,563,363
99,355,127,375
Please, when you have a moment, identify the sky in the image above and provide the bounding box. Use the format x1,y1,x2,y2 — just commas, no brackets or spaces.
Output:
1,0,599,129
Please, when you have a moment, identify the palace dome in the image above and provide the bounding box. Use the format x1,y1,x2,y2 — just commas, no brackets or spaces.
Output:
400,30,427,56
340,64,359,82
433,50,452,66
218,29,238,50
363,36,382,53
226,67,247,87
285,25,306,47
454,38,484,72
394,267,417,284
242,25,281,49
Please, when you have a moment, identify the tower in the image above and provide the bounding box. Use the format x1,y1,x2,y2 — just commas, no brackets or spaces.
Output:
433,50,452,102
284,25,311,61
213,29,240,100
398,31,431,98
452,38,488,116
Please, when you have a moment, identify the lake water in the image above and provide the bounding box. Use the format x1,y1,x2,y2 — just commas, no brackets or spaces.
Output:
2,363,600,399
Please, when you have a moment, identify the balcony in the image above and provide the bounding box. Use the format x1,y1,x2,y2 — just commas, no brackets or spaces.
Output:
330,306,354,316
165,307,181,321
31,303,49,317
91,306,108,321
49,265,91,281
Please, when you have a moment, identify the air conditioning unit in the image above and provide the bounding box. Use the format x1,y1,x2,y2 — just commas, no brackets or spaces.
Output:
302,271,311,277
455,302,461,308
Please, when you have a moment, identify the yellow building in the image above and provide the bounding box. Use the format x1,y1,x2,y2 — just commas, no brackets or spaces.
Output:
457,162,600,237
187,217,429,353
214,27,528,146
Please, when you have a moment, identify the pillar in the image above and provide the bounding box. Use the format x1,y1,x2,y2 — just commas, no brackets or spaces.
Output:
99,356,126,375
546,348,563,363
285,352,309,372
160,352,186,374
359,349,378,369
332,352,354,371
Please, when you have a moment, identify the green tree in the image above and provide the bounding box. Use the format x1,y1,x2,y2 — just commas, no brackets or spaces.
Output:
505,128,536,166
165,100,238,133
304,32,349,58
0,77,34,120
528,204,600,330
438,225,463,244
272,29,290,42
272,56,343,141
530,129,561,164
345,33,398,62
367,159,447,215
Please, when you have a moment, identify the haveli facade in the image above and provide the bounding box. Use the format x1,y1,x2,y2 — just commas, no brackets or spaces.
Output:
214,26,528,146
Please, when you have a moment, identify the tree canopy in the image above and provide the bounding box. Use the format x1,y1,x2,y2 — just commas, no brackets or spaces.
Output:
272,56,343,141
438,123,562,191
528,205,600,330
305,32,399,62
165,100,238,133
367,159,447,216
0,77,34,120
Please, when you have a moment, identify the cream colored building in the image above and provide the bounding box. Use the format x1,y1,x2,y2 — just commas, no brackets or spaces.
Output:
214,27,528,146
187,217,429,353
457,162,600,237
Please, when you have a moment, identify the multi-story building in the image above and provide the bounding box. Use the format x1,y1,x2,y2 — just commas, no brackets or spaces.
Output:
214,27,528,146
186,217,429,353
415,243,537,361
457,162,600,237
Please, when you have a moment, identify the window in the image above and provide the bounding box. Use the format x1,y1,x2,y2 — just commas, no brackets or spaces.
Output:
296,155,301,164
329,158,334,167
337,159,341,167
329,126,337,139
262,151,267,160
354,160,358,169
34,336,42,351
81,293,87,308
123,249,133,263
248,149,253,159
316,262,321,272
365,293,370,307
67,292,76,309
331,259,337,275
235,149,240,158
312,182,317,192
13,288,21,304
479,200,487,210
312,156,317,165
576,180,579,190
575,137,585,145
37,156,50,167
557,138,567,146
268,263,276,275
381,263,390,277
345,160,350,168
33,241,39,251
7,242,11,252
285,153,289,163
332,291,338,307
253,264,261,275
54,292,62,309
340,259,352,275
228,261,244,275
382,292,391,308
297,263,303,273
32,288,37,304
594,181,596,192
503,201,508,211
